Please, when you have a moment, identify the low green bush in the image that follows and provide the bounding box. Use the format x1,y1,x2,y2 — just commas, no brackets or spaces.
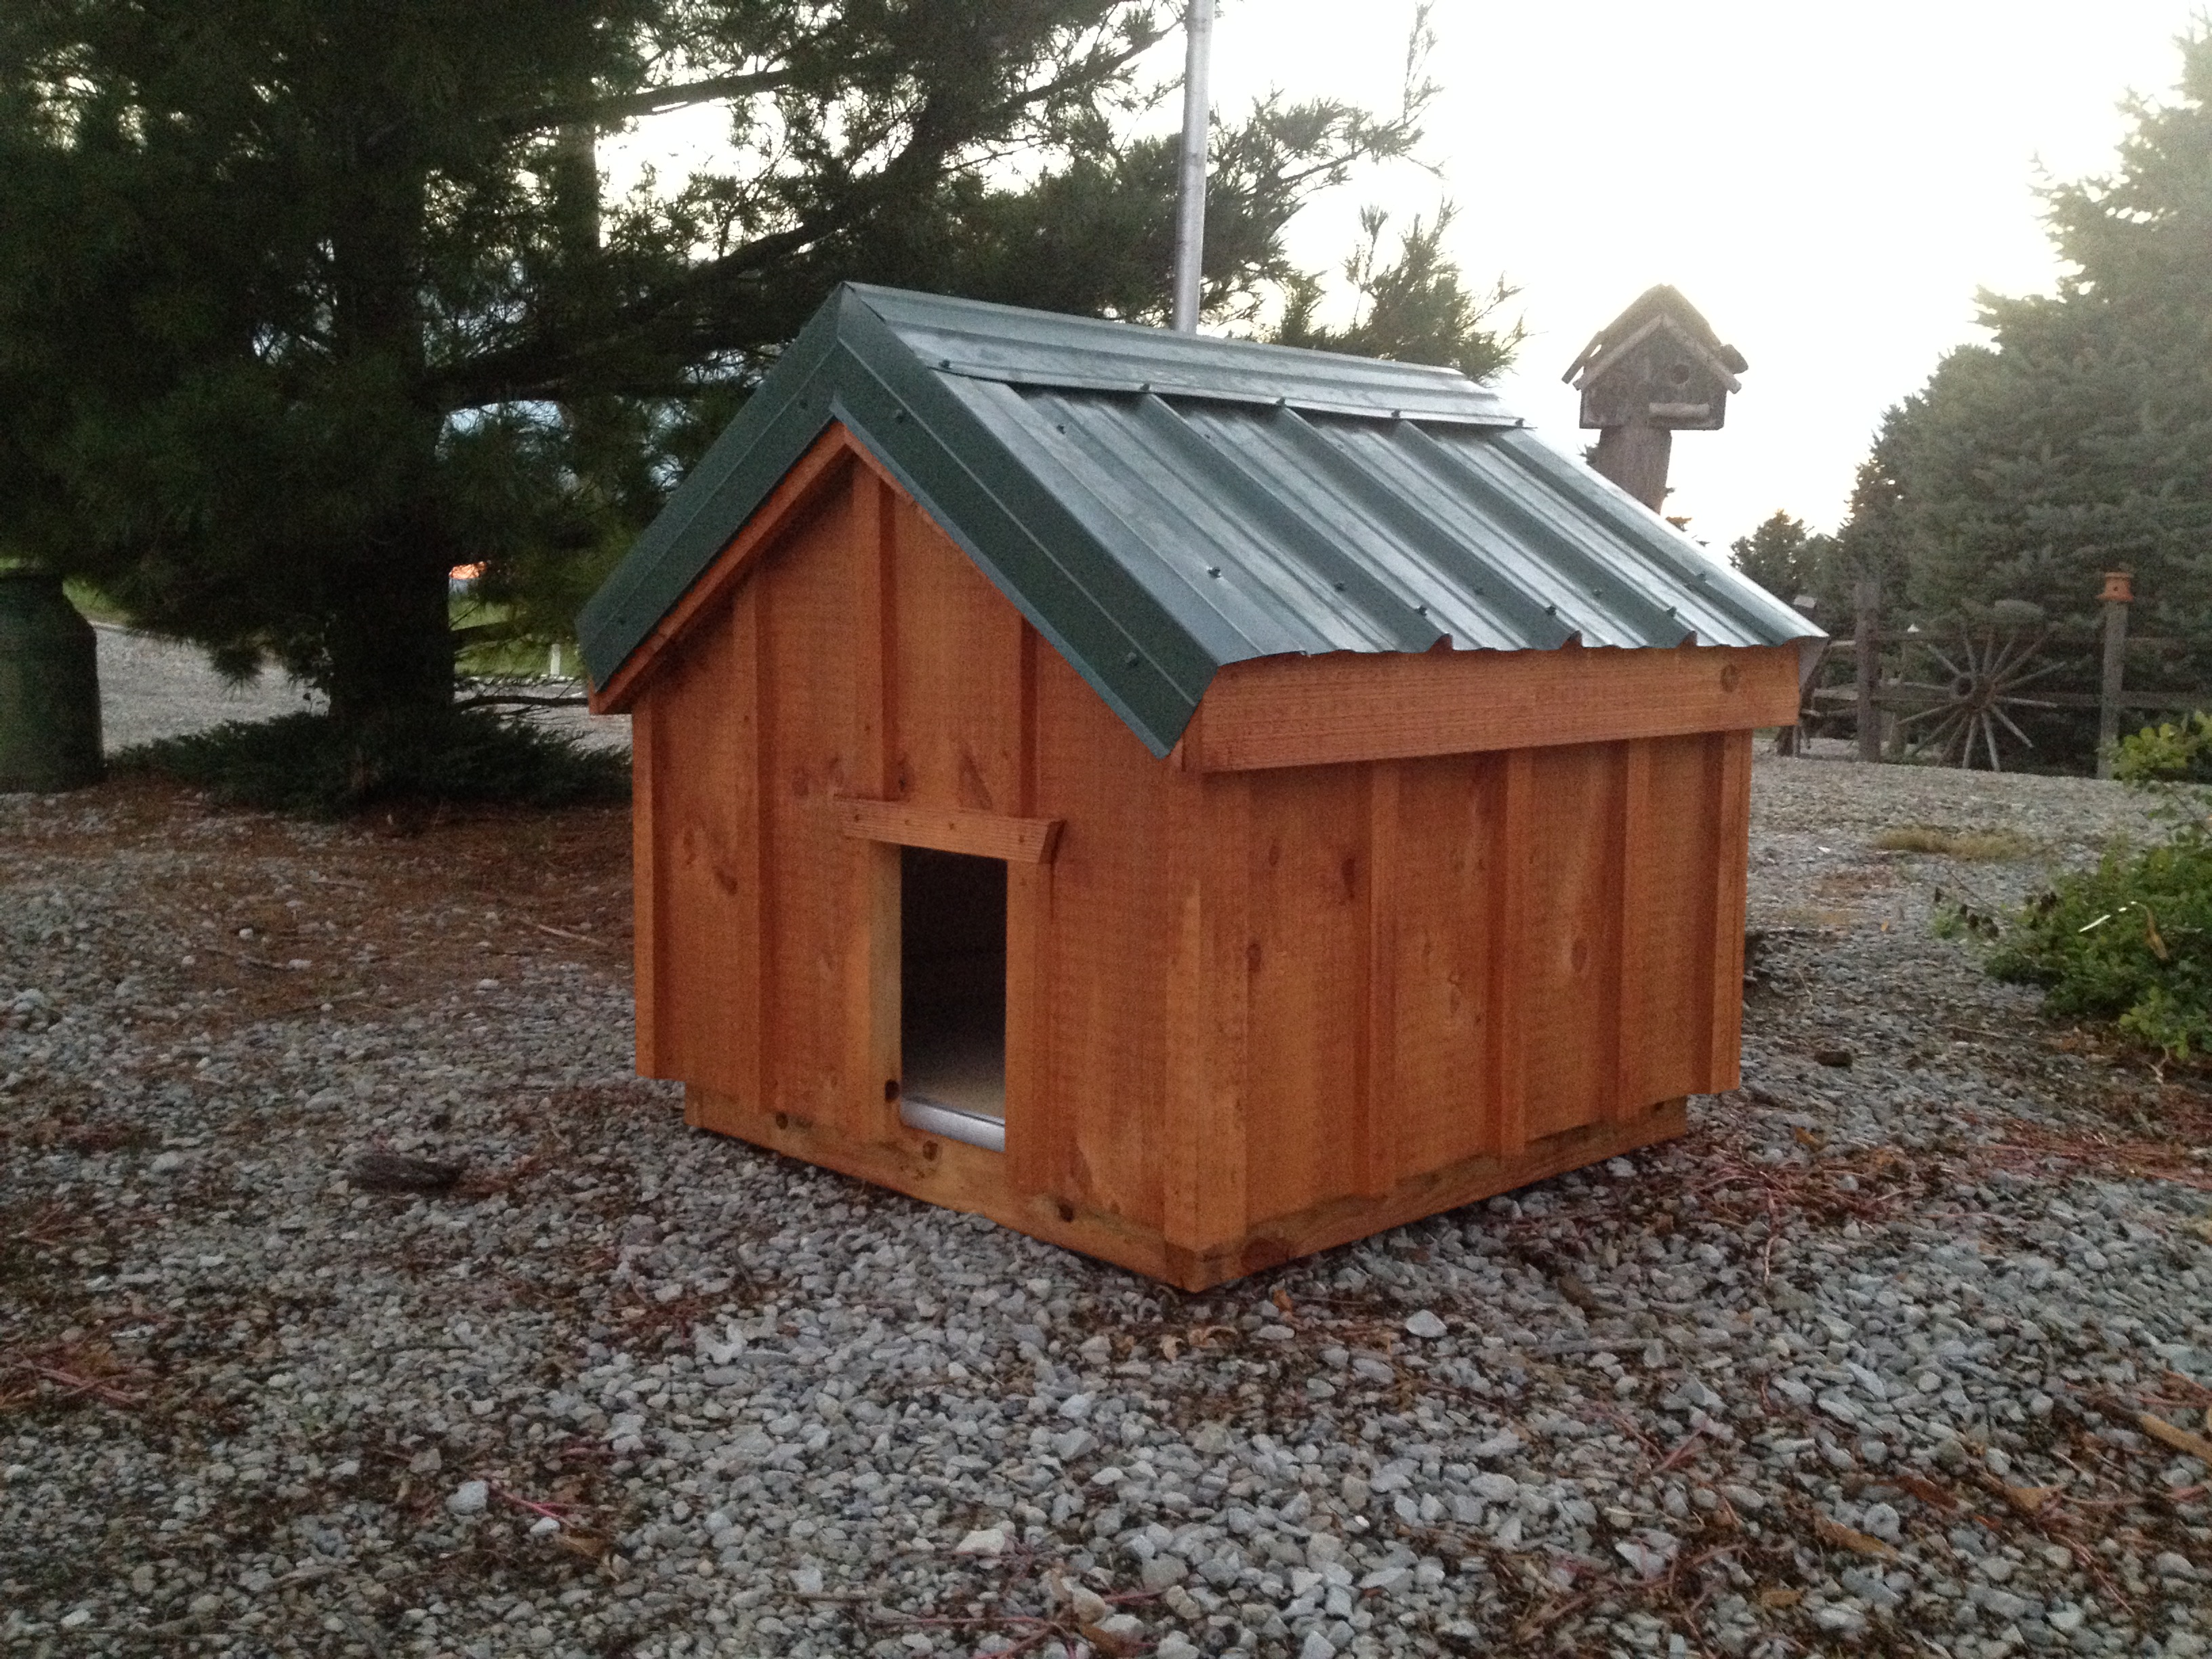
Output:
2114,712,2212,784
117,708,628,818
1989,815,2212,1060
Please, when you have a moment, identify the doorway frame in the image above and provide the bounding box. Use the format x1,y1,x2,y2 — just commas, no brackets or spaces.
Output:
838,798,1062,1166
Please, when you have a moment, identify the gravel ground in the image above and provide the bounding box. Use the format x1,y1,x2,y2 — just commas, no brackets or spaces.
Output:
3,756,2210,1659
90,627,628,753
92,628,324,751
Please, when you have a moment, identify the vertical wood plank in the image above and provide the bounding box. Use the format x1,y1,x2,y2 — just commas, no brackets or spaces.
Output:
890,502,1023,812
1387,754,1500,1172
1360,761,1401,1196
1706,728,1753,1089
1033,645,1172,1230
1241,764,1368,1226
1017,623,1040,814
1163,769,1250,1253
1162,771,1206,1244
851,468,895,798
846,466,899,1132
640,590,754,1105
1005,859,1051,1190
848,840,900,1124
1614,739,1652,1118
1202,773,1252,1245
630,697,659,1079
728,579,769,1118
1521,743,1626,1140
1627,733,1720,1105
1004,622,1051,1197
1490,748,1532,1155
757,489,855,1129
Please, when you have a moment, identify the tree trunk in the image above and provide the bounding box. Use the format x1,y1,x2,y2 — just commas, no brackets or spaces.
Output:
325,133,445,733
322,540,455,731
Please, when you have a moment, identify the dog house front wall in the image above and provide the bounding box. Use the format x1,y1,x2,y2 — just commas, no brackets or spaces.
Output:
626,444,1790,1288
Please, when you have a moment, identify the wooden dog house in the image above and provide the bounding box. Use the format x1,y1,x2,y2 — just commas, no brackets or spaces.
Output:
580,285,1817,1290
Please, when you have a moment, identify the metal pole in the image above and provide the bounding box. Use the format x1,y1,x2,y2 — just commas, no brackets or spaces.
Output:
2096,570,2132,779
1171,1,1213,334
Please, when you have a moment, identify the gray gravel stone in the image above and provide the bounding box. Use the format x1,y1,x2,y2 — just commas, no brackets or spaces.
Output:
5,755,2210,1657
447,1479,490,1515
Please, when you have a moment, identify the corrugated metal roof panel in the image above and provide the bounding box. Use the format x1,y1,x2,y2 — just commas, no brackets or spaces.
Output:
856,285,1516,424
580,283,1821,757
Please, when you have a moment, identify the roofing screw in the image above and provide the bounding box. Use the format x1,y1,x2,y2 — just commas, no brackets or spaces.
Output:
1206,567,1221,578
1545,603,1558,615
1332,581,1346,592
1124,651,1141,668
939,358,951,369
1414,604,1428,615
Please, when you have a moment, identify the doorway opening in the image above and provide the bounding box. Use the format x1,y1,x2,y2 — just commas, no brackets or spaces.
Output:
897,845,1007,1151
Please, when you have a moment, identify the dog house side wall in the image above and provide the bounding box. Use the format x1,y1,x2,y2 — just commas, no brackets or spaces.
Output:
1163,727,1750,1282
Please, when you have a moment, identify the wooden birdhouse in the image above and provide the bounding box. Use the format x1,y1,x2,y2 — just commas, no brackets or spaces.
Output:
581,284,1818,1290
1564,286,1748,512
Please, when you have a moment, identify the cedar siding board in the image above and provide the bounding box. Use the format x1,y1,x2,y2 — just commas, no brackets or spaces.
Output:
630,443,1776,1287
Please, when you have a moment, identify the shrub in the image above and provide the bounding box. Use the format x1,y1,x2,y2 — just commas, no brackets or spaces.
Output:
2114,712,2212,784
117,708,628,817
1988,816,2212,1059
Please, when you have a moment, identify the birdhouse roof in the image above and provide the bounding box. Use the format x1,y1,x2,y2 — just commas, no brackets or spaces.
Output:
580,284,1813,756
1563,285,1749,392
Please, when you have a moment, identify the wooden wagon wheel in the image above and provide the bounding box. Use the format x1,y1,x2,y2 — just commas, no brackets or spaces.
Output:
1890,622,2064,771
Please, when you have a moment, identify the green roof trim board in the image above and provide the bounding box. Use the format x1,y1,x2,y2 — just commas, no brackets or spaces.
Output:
579,283,1820,758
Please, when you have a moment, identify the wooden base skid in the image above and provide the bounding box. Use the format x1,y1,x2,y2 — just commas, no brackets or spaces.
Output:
687,1087,1688,1290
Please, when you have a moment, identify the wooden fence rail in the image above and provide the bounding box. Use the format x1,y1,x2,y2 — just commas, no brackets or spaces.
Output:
1807,573,2208,775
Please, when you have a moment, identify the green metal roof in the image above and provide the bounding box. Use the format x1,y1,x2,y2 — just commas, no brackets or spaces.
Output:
579,283,1820,756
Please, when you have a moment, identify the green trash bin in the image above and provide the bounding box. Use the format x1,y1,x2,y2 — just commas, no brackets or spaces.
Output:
0,567,104,792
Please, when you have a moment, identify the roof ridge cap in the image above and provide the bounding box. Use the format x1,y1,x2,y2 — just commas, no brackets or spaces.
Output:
844,281,1482,386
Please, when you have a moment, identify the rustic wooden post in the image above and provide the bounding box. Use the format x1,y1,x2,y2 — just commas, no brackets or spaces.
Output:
1565,287,1746,514
1590,426,1673,512
1772,595,1820,755
1853,575,1881,762
2096,570,2133,779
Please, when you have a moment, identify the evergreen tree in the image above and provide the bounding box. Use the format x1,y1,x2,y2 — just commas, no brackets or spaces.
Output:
0,1,1517,731
1837,29,2212,702
1727,511,1836,615
1274,203,1521,382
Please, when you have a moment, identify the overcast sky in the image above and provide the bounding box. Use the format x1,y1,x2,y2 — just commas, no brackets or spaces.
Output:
1198,0,2203,550
605,1,2203,553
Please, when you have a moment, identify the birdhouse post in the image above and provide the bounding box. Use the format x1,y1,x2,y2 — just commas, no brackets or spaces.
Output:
1565,287,1747,513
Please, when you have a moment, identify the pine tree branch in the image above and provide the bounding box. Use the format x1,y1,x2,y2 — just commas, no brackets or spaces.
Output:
499,70,804,138
438,37,1155,408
